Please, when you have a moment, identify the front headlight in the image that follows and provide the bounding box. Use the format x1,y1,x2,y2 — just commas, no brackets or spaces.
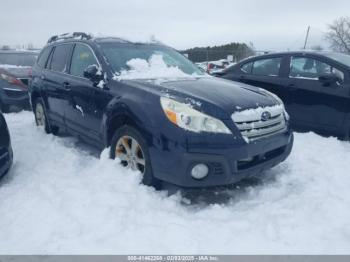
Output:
160,97,231,134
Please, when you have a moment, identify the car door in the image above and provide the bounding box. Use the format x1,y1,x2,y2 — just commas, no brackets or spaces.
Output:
30,46,52,106
285,55,349,134
64,43,111,141
223,56,292,108
42,44,73,124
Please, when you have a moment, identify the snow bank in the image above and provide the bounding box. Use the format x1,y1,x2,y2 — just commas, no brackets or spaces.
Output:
113,54,202,81
0,111,350,254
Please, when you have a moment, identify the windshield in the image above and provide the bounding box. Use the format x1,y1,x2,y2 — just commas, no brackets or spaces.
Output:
323,52,350,67
101,43,205,79
0,53,37,67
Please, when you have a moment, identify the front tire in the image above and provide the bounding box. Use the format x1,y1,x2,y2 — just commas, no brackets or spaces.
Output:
110,125,160,188
34,98,59,135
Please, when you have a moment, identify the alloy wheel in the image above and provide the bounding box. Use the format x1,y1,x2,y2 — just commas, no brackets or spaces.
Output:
115,135,146,174
35,103,46,127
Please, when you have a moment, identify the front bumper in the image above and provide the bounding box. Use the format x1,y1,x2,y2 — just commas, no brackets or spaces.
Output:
150,129,293,188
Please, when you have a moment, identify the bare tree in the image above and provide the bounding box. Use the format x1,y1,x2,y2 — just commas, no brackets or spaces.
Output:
326,17,350,54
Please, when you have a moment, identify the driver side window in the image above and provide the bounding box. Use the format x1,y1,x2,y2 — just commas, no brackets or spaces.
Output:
70,44,98,78
289,57,344,82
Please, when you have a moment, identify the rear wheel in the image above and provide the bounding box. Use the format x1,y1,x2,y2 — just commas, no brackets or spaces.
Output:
34,98,59,135
110,125,160,188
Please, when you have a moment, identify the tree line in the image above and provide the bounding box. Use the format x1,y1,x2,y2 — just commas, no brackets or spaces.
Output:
180,42,255,63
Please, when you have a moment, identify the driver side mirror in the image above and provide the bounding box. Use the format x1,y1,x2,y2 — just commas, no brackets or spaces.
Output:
83,64,103,83
318,73,340,87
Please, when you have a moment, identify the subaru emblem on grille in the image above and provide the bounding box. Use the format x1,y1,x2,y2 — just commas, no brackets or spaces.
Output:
261,111,271,121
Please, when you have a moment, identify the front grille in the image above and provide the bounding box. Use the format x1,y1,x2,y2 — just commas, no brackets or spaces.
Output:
232,105,287,141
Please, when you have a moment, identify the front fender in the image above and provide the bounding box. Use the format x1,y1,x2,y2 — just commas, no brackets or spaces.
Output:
102,95,161,147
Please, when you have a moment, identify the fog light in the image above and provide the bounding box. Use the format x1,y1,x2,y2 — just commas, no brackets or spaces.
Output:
191,164,209,180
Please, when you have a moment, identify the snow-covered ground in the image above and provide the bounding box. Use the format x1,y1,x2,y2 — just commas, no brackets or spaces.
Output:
0,111,350,254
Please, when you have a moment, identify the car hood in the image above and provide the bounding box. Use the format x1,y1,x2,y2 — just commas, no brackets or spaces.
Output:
120,77,279,119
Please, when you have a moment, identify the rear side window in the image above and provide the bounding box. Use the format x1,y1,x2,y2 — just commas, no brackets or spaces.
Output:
252,57,282,76
49,44,72,72
37,47,52,68
70,44,98,78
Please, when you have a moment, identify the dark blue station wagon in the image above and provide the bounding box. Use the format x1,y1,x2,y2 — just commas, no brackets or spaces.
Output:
29,33,293,188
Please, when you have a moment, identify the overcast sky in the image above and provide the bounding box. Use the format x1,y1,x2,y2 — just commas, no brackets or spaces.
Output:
1,0,349,51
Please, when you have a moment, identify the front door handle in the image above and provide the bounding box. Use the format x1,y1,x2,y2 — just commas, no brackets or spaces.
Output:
63,82,71,91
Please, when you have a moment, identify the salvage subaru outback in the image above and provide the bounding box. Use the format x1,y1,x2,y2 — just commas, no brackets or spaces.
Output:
29,32,293,188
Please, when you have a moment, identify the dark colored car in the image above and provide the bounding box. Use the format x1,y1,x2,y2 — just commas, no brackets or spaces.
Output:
0,111,13,179
29,33,293,188
0,50,38,112
216,51,350,138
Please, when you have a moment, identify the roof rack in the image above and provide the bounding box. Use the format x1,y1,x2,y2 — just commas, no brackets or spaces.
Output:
47,32,92,44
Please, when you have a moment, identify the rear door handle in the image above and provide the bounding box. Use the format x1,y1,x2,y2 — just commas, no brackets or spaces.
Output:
63,82,71,91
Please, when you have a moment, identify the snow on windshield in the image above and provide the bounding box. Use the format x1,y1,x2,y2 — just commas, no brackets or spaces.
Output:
113,54,205,81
